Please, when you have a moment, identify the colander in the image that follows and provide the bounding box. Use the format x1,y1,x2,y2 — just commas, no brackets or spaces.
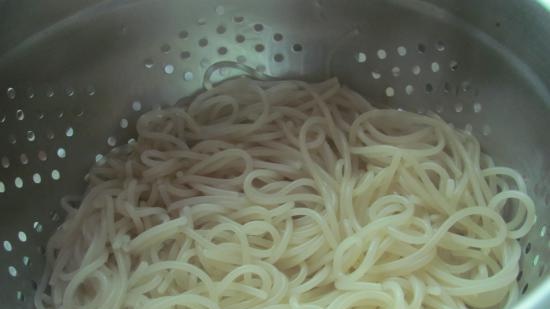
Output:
0,0,549,308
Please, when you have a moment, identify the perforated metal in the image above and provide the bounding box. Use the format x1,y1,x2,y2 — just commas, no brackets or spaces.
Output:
0,0,549,308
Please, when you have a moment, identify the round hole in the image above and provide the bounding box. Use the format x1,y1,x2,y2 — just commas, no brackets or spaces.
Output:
49,211,60,222
218,47,228,55
371,72,381,80
179,30,189,39
14,177,23,189
473,102,482,113
6,87,16,99
540,264,547,277
132,101,142,111
120,118,128,128
18,232,27,242
256,65,266,73
385,87,395,97
46,88,55,98
355,52,367,63
26,88,35,99
237,55,247,64
461,81,471,93
431,62,440,72
86,85,96,96
57,148,66,159
273,33,283,42
161,44,171,53
0,181,4,193
183,71,194,81
180,51,191,60
392,67,400,77
144,58,154,69
51,170,61,181
464,123,473,134
450,60,459,71
73,106,84,117
233,16,244,23
200,58,210,68
235,34,245,43
198,38,208,47
274,54,284,62
533,254,540,266
107,137,117,147
3,240,12,252
412,65,421,75
95,154,104,163
8,266,17,277
253,23,264,32
38,150,47,161
377,49,387,59
1,157,9,168
8,134,16,144
541,225,547,237
397,46,407,56
517,270,523,281
215,5,225,15
292,43,303,52
20,154,28,165
32,173,41,184
255,44,265,52
164,64,175,75
65,127,74,137
417,43,426,53
436,41,446,51
16,109,24,120
47,130,55,140
216,25,226,34
454,102,463,112
425,83,434,93
65,87,75,97
33,222,43,233
405,85,414,95
482,125,492,136
26,130,35,142
22,256,30,266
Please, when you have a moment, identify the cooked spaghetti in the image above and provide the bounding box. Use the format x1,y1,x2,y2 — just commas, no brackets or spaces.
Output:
35,78,535,309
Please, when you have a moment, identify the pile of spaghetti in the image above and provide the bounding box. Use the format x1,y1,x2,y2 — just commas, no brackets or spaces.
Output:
36,78,535,309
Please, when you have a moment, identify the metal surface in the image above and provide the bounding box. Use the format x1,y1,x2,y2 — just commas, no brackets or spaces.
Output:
0,0,549,308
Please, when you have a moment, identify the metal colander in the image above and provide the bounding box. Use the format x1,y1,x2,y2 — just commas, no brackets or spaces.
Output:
0,0,549,308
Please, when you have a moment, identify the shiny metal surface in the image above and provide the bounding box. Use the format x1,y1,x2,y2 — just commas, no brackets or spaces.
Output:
0,0,548,308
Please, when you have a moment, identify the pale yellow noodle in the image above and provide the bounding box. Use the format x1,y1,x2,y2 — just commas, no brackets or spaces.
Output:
36,78,535,309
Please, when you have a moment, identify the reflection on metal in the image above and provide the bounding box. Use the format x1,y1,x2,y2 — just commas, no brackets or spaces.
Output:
538,0,550,11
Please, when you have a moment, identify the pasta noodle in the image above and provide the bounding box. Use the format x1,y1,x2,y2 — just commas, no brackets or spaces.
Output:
35,78,536,309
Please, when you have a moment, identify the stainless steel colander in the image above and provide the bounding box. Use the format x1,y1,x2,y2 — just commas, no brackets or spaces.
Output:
0,0,549,308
